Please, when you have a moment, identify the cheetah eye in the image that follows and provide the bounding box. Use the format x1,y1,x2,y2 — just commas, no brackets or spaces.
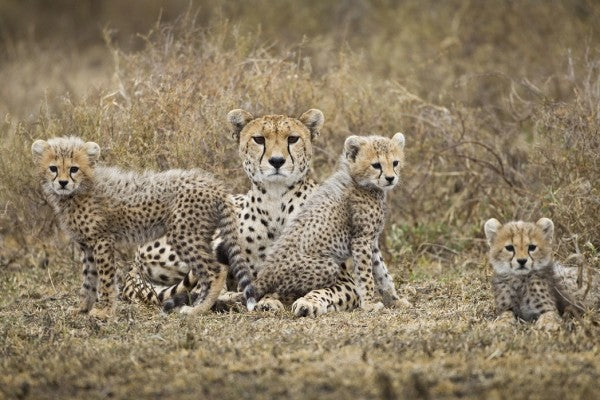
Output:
49,166,58,173
287,136,299,144
528,244,537,252
252,136,265,145
393,160,399,167
371,162,382,170
70,166,79,174
504,245,514,252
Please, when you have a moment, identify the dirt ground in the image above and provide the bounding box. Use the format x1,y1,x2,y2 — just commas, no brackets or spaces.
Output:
2,255,600,400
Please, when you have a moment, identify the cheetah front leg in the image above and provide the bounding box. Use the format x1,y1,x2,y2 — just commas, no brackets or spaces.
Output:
70,245,98,314
372,244,409,308
352,236,383,312
88,239,117,319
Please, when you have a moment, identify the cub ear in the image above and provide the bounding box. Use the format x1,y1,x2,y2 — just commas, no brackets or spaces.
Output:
536,218,554,242
31,140,49,161
227,109,254,140
84,142,101,163
299,109,324,140
484,218,502,245
392,132,405,149
344,135,364,162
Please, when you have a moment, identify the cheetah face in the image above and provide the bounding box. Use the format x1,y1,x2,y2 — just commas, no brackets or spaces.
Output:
484,218,554,275
31,137,99,196
343,132,405,191
227,109,324,186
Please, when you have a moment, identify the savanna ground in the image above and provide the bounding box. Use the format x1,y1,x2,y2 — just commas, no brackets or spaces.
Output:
1,1,600,399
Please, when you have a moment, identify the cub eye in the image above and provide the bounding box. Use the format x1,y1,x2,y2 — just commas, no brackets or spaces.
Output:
288,136,299,144
252,136,265,145
371,162,382,170
70,166,79,174
504,245,514,252
528,244,537,252
393,160,399,167
49,166,58,173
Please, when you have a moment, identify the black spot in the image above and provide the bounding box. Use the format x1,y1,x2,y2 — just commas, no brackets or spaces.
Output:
169,254,176,262
267,232,274,239
154,241,160,248
244,213,250,220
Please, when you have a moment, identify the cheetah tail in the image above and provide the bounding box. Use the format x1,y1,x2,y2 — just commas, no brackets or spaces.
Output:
218,199,257,311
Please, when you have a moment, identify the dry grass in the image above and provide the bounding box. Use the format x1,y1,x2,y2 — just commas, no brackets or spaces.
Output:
1,1,600,399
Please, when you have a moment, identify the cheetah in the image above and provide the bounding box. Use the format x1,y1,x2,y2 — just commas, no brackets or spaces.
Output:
250,132,407,316
484,217,600,330
31,136,256,318
121,108,326,306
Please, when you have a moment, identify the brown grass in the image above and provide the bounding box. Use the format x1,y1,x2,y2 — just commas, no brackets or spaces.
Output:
1,1,600,399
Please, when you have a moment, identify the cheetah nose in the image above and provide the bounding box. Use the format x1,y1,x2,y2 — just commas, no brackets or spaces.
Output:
268,157,286,169
385,176,395,184
58,180,68,188
517,258,527,266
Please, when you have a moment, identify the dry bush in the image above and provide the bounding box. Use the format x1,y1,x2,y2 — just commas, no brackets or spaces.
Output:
0,3,599,275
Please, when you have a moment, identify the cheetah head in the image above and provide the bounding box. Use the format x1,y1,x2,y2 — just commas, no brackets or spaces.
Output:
31,136,100,196
227,109,324,187
484,218,554,275
343,132,405,191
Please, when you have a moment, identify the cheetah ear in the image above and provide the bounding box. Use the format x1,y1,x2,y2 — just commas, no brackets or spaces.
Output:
227,109,254,141
484,218,502,245
392,132,405,149
31,140,49,161
84,142,101,164
536,218,554,242
344,135,365,162
299,109,324,140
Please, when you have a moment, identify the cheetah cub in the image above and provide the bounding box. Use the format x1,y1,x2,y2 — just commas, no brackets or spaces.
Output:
252,132,406,314
484,217,600,330
32,136,256,318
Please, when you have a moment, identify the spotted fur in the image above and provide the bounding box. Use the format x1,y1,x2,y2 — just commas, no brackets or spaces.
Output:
485,218,600,328
32,136,255,318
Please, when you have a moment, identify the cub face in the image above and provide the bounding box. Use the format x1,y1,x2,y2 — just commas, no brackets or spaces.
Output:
227,109,324,186
484,218,554,275
343,132,405,191
31,137,100,196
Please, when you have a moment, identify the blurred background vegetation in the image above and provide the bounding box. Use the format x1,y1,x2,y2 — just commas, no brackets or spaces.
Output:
1,0,599,279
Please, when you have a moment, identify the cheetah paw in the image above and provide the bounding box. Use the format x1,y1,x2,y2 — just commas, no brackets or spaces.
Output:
255,298,285,312
535,312,562,332
490,311,516,329
292,298,327,318
88,307,112,320
67,305,90,316
360,301,384,312
387,296,411,309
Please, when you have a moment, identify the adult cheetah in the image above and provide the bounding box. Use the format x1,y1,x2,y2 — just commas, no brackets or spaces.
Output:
122,109,325,306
